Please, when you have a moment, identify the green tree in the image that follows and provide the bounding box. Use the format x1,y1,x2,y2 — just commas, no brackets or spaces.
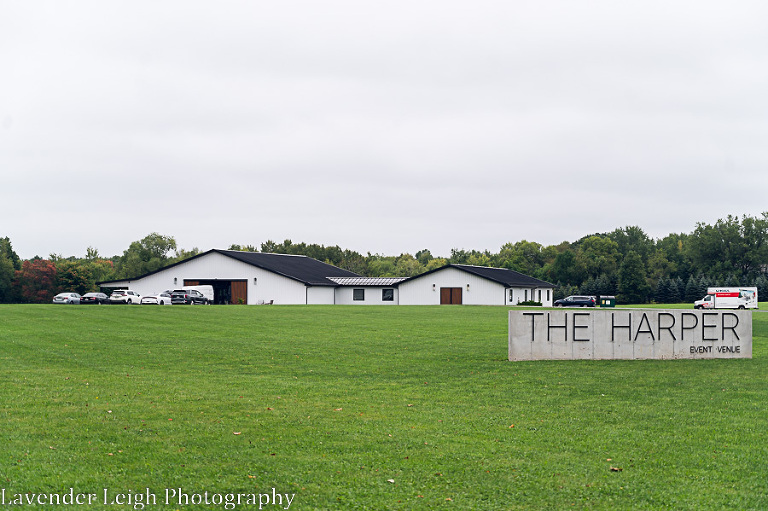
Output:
497,240,548,276
653,278,669,303
0,237,21,270
415,249,433,266
173,248,201,262
340,250,368,275
0,237,20,302
755,275,768,302
117,233,177,278
548,250,587,287
577,236,620,280
466,252,492,267
0,253,14,302
87,258,116,285
228,244,258,252
618,251,650,304
684,275,700,302
366,255,396,277
656,233,690,280
393,254,422,277
425,258,448,271
260,240,279,253
646,248,676,284
56,260,93,295
609,226,653,264
684,214,768,281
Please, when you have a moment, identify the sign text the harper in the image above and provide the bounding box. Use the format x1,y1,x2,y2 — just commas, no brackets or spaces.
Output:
508,309,752,360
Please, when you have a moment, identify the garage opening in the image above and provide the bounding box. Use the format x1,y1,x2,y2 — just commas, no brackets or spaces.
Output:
184,279,248,304
440,287,463,305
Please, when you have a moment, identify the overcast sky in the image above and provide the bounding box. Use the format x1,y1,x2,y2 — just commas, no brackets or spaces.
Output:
3,1,768,260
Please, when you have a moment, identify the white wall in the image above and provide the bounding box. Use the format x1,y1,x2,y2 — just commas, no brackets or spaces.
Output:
307,286,335,305
101,254,553,307
100,252,309,305
399,267,554,306
506,287,553,307
334,286,399,305
398,267,506,305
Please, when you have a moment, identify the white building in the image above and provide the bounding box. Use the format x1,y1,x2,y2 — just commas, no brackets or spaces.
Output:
397,264,554,306
98,249,360,305
98,250,554,306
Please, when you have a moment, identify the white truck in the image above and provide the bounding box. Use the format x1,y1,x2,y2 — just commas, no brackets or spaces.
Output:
694,287,758,309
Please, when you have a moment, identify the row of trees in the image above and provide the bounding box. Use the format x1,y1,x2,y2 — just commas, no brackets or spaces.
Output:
0,233,189,303
2,213,768,304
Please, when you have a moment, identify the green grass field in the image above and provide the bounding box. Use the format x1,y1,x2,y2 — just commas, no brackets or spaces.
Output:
1,304,767,510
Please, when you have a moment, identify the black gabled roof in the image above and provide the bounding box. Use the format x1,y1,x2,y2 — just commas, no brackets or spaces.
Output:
451,264,555,288
97,249,361,287
401,264,555,288
215,250,360,286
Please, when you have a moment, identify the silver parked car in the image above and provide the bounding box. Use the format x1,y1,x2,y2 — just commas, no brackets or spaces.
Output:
53,292,81,304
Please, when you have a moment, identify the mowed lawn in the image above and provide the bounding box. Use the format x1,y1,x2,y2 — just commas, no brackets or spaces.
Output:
1,304,767,510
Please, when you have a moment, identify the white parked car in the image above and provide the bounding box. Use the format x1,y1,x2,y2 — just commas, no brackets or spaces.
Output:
53,292,81,304
141,291,173,305
108,290,141,304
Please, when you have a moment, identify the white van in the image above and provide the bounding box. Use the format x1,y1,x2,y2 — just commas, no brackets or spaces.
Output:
180,285,214,304
694,287,758,309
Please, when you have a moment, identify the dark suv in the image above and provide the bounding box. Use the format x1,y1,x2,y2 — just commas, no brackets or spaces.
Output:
553,295,596,307
171,289,209,305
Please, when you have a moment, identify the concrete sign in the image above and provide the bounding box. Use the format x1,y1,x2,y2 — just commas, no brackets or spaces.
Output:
509,309,752,360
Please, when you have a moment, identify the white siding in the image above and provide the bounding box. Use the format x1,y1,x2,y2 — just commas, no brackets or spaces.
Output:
399,267,554,306
307,286,335,304
100,252,308,305
398,267,506,305
334,287,399,305
99,254,553,307
506,287,553,307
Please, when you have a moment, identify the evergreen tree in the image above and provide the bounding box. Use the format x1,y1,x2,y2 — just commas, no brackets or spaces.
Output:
675,277,686,302
684,275,700,302
667,278,680,304
654,278,669,303
755,275,768,302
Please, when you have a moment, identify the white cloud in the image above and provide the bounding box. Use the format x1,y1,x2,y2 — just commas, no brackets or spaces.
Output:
3,0,768,259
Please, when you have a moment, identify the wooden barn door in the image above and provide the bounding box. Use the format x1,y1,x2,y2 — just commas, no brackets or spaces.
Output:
440,287,463,304
231,281,248,304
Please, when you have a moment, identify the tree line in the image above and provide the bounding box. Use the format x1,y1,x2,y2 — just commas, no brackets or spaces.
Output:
2,213,768,304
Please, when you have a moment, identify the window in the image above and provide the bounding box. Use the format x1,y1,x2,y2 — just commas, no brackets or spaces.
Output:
353,289,365,301
382,289,394,302
538,290,541,302
509,289,513,302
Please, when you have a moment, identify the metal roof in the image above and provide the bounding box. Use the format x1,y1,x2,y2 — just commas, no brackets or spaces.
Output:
327,277,407,286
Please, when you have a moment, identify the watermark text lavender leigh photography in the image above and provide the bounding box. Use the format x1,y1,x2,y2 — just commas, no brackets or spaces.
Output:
0,488,296,510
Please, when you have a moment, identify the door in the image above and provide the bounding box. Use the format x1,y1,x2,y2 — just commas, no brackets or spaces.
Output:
231,281,248,304
440,287,463,304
